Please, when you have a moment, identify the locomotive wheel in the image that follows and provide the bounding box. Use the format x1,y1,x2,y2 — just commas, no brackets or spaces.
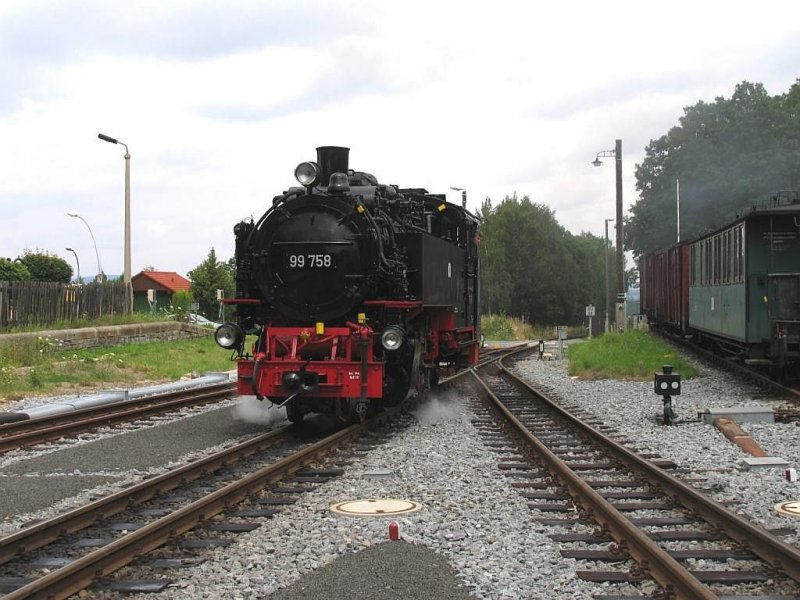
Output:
286,402,305,424
383,365,410,406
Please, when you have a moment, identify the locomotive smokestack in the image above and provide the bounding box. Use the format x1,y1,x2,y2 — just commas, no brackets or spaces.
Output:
316,146,349,186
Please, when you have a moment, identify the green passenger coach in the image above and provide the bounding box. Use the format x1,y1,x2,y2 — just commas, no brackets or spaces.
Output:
643,194,800,379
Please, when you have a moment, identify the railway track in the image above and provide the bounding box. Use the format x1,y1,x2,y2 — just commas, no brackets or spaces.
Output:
0,381,236,454
0,413,375,598
469,349,800,599
0,344,527,598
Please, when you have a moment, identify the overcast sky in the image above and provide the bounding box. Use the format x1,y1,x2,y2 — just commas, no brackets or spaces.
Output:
1,1,799,279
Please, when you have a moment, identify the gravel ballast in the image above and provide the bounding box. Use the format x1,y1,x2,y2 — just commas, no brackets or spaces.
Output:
3,346,800,598
128,348,800,598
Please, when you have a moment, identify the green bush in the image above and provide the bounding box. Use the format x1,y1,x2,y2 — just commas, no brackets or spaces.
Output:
482,314,516,340
568,330,698,380
0,259,31,281
170,290,194,321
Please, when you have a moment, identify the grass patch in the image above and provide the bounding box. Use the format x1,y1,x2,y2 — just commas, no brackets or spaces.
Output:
568,330,699,380
481,314,580,342
0,336,236,404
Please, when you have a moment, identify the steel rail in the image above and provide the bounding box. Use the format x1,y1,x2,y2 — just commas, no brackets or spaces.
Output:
0,382,236,452
3,423,361,599
495,355,800,584
0,424,293,565
469,368,719,600
0,345,522,597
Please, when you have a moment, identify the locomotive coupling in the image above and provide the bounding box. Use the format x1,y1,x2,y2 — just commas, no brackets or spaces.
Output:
282,370,319,392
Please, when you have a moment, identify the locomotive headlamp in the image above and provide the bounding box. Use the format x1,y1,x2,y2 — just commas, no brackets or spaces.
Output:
214,323,243,350
381,326,405,351
295,161,321,187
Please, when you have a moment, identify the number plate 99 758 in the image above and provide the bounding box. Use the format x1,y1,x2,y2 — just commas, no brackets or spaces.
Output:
285,253,334,269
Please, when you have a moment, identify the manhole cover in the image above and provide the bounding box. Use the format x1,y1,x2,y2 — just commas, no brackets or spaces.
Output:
330,498,421,516
775,500,800,518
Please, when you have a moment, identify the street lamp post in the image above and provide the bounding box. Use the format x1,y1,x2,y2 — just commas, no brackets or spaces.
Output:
65,247,80,284
604,218,613,332
592,139,625,329
67,211,104,281
98,133,131,284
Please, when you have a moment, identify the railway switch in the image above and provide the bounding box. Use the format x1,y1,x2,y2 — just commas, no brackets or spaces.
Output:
654,365,681,425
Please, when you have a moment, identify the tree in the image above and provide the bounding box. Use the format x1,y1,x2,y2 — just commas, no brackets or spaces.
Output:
627,79,800,257
478,195,608,325
19,249,72,283
0,259,31,282
188,248,234,319
478,197,513,315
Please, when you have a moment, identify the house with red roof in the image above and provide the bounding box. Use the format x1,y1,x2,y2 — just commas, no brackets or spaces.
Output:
131,270,191,313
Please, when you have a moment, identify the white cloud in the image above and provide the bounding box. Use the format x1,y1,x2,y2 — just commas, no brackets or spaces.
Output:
1,0,799,276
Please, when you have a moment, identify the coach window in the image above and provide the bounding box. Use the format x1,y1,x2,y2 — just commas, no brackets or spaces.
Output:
724,229,731,284
722,231,727,284
738,224,745,283
700,241,705,285
709,237,714,285
703,240,707,285
701,240,706,285
728,229,734,284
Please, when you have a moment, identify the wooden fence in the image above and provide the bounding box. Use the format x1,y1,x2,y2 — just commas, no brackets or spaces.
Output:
0,281,132,329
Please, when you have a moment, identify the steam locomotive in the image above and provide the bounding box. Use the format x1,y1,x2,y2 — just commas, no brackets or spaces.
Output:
215,146,481,422
640,193,800,380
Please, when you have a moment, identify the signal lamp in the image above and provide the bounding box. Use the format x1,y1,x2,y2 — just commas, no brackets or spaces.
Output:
295,161,321,187
214,323,243,350
381,326,405,351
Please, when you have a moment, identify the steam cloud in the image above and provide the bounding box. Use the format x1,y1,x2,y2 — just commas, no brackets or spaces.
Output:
413,390,463,426
231,396,288,426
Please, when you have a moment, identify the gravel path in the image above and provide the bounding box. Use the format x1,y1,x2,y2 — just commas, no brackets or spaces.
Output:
4,345,800,598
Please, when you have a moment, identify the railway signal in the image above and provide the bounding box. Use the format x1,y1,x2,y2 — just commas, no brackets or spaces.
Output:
654,364,681,425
